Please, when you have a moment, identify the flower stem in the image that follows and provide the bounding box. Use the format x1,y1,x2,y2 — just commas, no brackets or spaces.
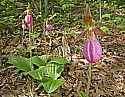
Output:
87,63,92,96
29,28,33,70
99,0,102,23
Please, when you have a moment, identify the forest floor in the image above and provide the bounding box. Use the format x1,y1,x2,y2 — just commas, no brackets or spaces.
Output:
0,30,125,97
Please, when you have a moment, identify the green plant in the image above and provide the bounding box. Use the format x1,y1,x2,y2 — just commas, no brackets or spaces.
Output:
0,0,20,32
7,55,68,94
79,91,88,97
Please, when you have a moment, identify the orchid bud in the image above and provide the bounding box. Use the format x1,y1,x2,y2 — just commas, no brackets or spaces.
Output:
82,32,102,63
46,24,53,31
25,15,32,28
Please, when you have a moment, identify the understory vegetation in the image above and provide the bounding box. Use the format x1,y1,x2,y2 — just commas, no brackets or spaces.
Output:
0,0,125,97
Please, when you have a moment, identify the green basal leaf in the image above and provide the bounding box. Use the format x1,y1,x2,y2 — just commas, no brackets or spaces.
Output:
42,78,64,93
28,66,47,80
7,56,32,72
79,91,88,97
47,63,64,79
50,57,68,65
31,55,49,67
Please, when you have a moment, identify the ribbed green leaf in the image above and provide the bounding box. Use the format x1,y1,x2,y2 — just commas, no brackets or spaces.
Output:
28,66,47,80
7,56,32,72
42,78,64,93
47,63,64,79
31,55,49,67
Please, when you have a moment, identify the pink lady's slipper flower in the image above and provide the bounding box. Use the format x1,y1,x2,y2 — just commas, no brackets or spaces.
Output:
46,24,53,32
25,15,32,28
83,31,102,64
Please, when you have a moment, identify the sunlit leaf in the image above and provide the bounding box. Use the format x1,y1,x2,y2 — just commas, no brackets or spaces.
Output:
47,63,64,79
42,78,64,93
